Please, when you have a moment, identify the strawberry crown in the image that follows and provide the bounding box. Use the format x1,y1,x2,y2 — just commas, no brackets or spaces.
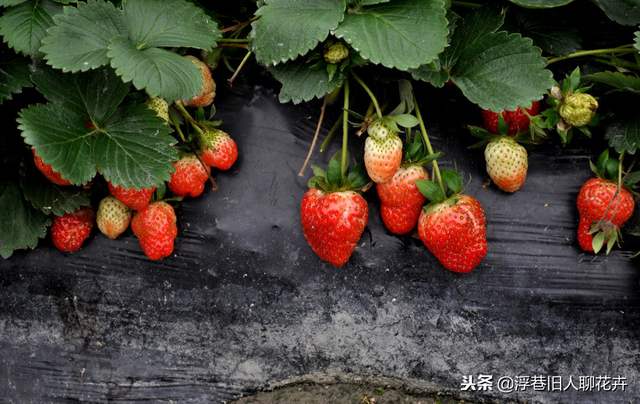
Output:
415,169,465,214
402,129,443,166
308,150,370,193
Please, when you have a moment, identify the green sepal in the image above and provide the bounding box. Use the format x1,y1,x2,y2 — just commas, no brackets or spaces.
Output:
330,149,350,174
344,108,367,121
310,164,327,178
196,107,205,124
468,125,495,140
155,181,167,202
591,230,605,254
497,113,509,136
404,142,422,162
415,178,445,203
326,158,342,188
415,152,442,166
327,63,338,82
379,116,402,133
347,163,369,190
441,169,463,195
542,108,559,128
390,113,419,128
606,158,620,180
308,175,331,192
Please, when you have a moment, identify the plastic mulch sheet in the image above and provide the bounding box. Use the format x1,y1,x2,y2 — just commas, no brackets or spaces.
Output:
1,66,639,404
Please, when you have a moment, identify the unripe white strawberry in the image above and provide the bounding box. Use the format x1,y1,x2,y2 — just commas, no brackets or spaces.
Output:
364,120,403,184
484,136,528,193
145,97,169,124
559,92,598,127
97,196,132,239
324,42,349,64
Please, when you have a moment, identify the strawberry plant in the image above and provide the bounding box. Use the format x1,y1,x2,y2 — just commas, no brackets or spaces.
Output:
2,0,640,267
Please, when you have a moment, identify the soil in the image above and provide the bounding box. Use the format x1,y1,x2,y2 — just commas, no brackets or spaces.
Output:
232,382,487,404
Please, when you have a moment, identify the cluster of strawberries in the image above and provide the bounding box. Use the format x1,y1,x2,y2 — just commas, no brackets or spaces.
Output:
480,97,635,255
33,55,238,260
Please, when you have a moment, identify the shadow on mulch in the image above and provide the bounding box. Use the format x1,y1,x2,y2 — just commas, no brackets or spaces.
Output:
231,382,488,404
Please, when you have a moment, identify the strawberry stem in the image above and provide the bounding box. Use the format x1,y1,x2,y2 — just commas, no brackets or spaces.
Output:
350,69,382,119
414,95,446,195
220,17,258,34
547,46,639,65
319,111,345,152
299,94,328,177
227,50,253,87
342,72,350,176
175,103,218,153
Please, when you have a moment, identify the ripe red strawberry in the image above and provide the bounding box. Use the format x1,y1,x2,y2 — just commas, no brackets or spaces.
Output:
417,194,487,273
377,164,430,234
176,55,216,108
32,149,72,186
50,205,95,252
107,181,155,211
576,178,635,252
484,136,528,193
131,202,178,260
168,153,211,197
364,120,403,183
96,196,132,239
482,101,540,136
301,189,368,267
199,127,238,170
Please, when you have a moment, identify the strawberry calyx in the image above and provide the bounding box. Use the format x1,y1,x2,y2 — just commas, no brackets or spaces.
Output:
588,219,623,254
308,150,370,194
542,67,599,145
469,114,542,149
415,169,464,215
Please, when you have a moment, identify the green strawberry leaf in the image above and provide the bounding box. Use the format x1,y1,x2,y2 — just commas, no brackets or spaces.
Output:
108,36,202,101
591,0,640,26
267,58,345,103
122,0,220,50
0,0,64,56
359,0,391,5
504,8,581,56
0,1,29,6
0,54,32,103
96,103,177,190
251,0,345,65
415,178,445,203
333,0,448,71
409,63,450,88
604,113,640,155
31,64,130,124
508,0,575,7
21,174,91,216
441,169,463,194
0,180,51,259
347,163,369,190
40,0,128,72
450,31,553,112
587,71,640,94
19,103,97,186
439,4,506,71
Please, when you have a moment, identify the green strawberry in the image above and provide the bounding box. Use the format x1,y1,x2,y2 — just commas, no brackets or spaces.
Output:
559,92,598,127
324,41,349,64
96,196,132,239
484,136,528,193
145,97,169,124
364,120,403,184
